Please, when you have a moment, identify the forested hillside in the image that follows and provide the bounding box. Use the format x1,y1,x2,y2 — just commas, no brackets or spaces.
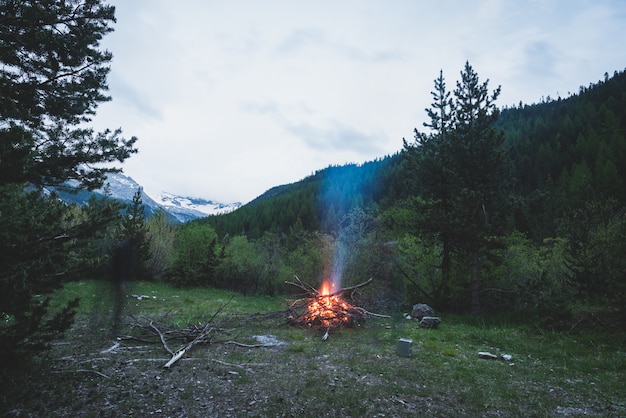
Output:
181,67,625,319
201,155,405,237
498,70,626,239
502,71,626,197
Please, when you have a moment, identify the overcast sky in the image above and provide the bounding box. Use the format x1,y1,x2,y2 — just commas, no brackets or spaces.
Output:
90,0,626,204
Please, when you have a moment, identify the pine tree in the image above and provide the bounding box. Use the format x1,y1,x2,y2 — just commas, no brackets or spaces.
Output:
404,62,514,313
122,188,146,237
0,0,137,189
118,188,149,280
0,1,137,363
451,62,513,314
403,70,457,306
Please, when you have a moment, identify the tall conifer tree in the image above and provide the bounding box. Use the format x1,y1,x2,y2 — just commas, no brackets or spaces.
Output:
0,0,137,188
403,70,456,305
0,0,137,362
404,62,513,313
452,62,513,314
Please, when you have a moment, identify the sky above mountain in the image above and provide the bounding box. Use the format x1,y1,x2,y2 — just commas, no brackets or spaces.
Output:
90,0,626,204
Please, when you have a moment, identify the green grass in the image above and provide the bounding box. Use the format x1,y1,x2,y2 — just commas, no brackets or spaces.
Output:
6,279,626,417
55,279,286,315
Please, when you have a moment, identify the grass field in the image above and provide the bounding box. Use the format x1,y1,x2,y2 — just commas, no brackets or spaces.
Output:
2,280,625,417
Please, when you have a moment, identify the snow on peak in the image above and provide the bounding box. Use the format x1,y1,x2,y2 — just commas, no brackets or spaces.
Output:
150,191,241,217
49,172,241,223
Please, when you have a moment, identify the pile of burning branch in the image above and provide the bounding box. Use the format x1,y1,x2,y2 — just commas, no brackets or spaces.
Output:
286,276,376,339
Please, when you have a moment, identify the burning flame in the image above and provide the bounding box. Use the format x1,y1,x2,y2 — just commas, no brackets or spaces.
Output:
301,279,353,328
320,280,332,297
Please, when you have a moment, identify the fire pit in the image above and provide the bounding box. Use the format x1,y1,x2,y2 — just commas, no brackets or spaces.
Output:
287,277,373,340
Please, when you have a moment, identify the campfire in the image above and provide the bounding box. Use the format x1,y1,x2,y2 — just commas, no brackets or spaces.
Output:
287,276,373,339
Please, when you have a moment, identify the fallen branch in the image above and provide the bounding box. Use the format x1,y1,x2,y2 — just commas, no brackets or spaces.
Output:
285,275,318,294
164,324,214,368
322,328,330,341
211,359,270,370
52,369,109,379
164,349,186,368
211,359,250,370
150,321,173,355
284,277,374,297
100,342,120,354
358,308,391,319
120,298,232,368
226,341,278,348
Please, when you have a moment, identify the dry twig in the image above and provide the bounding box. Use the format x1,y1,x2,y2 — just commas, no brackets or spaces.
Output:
119,298,233,368
52,369,109,379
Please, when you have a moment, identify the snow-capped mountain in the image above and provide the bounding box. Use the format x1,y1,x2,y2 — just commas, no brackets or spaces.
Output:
50,172,240,223
152,191,241,223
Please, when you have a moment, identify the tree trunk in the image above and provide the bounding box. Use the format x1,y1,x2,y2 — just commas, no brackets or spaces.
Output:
441,233,451,308
471,249,480,315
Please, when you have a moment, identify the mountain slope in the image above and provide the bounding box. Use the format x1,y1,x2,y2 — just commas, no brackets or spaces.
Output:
152,192,241,222
199,154,405,237
51,173,240,223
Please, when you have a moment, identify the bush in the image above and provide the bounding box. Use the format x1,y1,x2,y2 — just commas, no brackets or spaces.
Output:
485,232,574,315
394,234,443,307
145,209,176,278
166,224,219,287
576,207,626,310
216,235,267,295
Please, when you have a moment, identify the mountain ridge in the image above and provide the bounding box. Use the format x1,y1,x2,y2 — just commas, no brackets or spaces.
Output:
51,172,241,223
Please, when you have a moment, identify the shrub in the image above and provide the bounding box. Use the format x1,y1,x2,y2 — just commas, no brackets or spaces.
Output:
486,232,574,315
166,224,219,287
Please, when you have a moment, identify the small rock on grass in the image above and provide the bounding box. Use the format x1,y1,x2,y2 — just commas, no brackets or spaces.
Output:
419,316,441,329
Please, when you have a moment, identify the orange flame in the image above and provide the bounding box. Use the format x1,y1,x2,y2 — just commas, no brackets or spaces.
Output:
298,279,354,328
320,280,332,297
290,278,368,331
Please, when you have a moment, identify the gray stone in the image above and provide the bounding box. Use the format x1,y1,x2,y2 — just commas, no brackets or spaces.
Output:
396,338,413,357
412,303,435,320
419,316,441,329
252,334,285,346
